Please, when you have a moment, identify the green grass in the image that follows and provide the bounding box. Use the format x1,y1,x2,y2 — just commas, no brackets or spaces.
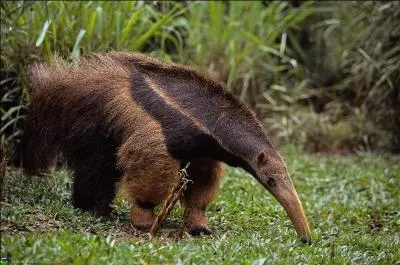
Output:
1,149,400,264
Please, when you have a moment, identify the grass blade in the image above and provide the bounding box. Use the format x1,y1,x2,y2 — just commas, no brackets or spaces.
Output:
71,29,87,59
35,20,51,47
132,5,181,51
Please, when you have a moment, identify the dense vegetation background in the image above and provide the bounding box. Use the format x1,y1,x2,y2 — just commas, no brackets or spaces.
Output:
1,1,399,163
1,2,400,264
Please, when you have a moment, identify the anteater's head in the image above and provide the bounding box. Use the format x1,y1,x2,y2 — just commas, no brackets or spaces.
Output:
251,149,311,244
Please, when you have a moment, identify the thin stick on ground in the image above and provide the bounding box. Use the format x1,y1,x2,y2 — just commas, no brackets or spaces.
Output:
149,163,191,236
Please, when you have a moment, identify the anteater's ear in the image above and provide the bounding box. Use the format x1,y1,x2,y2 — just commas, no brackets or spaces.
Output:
256,151,268,166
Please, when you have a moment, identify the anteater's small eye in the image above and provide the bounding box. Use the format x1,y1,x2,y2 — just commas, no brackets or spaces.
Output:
256,151,269,165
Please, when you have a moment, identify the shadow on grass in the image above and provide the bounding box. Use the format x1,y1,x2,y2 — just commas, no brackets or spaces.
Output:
0,168,192,242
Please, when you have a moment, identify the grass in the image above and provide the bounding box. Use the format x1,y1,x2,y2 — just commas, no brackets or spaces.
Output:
1,148,399,264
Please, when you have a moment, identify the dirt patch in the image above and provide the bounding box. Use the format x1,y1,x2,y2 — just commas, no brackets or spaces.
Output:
1,210,62,234
368,215,383,231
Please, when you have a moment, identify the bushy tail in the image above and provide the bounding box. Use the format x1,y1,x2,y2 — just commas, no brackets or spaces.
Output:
22,59,65,175
27,56,68,94
27,62,51,93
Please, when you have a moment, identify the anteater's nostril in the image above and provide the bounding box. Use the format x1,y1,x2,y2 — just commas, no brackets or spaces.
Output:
300,236,312,245
266,177,276,188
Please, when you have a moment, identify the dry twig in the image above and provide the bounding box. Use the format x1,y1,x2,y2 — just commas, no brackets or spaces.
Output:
149,163,191,236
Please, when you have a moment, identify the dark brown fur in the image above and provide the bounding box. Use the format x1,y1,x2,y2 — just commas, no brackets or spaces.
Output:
23,52,279,235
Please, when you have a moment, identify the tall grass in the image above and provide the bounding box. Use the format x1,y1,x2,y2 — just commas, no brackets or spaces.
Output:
1,1,186,162
183,1,317,108
277,1,400,152
1,1,317,162
1,1,399,163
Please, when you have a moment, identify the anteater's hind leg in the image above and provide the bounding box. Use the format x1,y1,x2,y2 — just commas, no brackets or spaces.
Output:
118,137,180,231
67,137,122,216
182,158,224,236
71,161,121,216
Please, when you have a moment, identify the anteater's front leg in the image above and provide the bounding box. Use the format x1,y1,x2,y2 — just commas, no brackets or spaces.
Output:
118,140,180,231
182,158,224,235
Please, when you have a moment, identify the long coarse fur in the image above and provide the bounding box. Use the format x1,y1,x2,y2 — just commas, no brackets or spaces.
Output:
23,52,275,229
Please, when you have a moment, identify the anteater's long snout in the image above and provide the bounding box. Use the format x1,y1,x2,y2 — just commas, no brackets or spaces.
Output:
263,175,311,244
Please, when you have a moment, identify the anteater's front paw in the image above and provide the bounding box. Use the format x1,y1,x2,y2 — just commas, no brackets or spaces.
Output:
131,207,155,232
187,225,212,236
132,222,153,232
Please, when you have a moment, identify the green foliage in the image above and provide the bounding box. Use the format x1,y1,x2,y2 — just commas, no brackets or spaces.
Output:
339,2,400,152
183,1,316,102
1,1,185,59
272,1,400,152
1,154,400,264
1,1,400,160
0,1,186,159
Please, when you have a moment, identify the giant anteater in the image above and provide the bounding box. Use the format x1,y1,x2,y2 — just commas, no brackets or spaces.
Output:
23,52,311,242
